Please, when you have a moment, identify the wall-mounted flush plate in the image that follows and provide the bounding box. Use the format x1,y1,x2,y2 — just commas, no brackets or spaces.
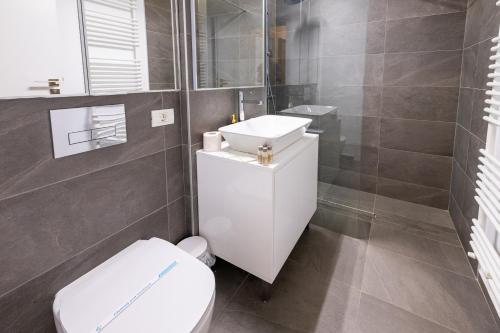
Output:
50,104,127,159
151,109,174,127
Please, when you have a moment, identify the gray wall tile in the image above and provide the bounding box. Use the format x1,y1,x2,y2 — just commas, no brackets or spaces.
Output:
463,0,500,47
180,91,190,144
453,125,470,170
337,115,380,148
182,144,192,196
145,1,173,34
0,153,166,296
378,148,452,189
450,160,466,207
320,54,384,86
319,21,385,56
380,118,455,156
318,86,382,117
147,31,174,60
309,0,388,26
377,177,449,209
166,146,184,203
189,89,236,144
387,0,466,20
382,86,459,121
163,91,183,148
460,44,478,88
168,197,187,243
456,88,473,129
339,145,379,176
458,39,493,90
383,51,462,87
149,57,176,86
319,167,378,194
385,12,466,52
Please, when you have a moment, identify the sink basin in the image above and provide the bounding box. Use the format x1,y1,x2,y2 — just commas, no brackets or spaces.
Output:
218,115,312,154
280,105,336,116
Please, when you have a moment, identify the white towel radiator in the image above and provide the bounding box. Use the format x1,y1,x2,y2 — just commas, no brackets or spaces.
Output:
469,0,500,316
82,0,149,94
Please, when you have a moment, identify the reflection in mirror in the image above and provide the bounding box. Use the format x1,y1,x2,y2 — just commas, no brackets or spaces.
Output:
0,0,179,99
82,0,179,95
0,0,86,98
192,0,264,89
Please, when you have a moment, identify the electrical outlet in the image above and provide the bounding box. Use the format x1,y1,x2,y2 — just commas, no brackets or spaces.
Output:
151,109,174,127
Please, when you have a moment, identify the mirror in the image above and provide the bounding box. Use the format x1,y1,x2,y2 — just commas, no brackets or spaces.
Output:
192,0,265,89
0,0,179,99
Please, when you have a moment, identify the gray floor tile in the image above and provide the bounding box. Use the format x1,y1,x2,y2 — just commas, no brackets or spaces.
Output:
318,182,375,213
226,260,361,333
375,195,454,228
361,245,498,333
288,225,368,288
209,310,305,333
208,199,496,333
369,222,474,277
374,210,461,246
212,259,248,319
356,293,456,333
311,204,372,240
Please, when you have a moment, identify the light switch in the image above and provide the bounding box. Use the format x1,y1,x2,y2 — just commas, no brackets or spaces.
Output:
151,109,174,127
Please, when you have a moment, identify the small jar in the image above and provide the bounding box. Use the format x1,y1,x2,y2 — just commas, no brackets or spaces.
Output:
262,147,269,165
257,146,264,163
267,146,273,164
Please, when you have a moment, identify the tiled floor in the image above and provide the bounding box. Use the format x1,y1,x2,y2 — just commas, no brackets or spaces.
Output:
208,195,499,333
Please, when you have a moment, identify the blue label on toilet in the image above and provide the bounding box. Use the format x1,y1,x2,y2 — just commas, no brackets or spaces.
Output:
94,260,178,333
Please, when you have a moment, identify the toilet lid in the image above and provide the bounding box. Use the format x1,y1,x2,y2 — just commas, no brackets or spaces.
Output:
54,238,215,333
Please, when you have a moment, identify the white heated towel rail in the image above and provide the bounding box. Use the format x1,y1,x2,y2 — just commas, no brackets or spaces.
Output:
469,3,500,316
82,0,149,94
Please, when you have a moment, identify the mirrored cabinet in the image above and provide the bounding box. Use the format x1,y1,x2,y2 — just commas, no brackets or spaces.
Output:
191,0,265,89
0,0,179,98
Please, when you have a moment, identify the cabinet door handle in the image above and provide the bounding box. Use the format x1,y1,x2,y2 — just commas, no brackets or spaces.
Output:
31,78,63,94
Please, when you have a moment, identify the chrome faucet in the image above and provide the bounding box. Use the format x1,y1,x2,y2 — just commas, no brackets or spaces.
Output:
238,91,263,122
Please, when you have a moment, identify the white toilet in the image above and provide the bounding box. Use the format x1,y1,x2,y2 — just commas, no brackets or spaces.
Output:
53,237,215,333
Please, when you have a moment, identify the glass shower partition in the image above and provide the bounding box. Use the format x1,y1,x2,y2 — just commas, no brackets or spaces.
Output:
267,0,376,237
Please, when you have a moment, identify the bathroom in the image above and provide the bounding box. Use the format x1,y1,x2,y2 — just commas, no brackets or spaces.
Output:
1,0,500,332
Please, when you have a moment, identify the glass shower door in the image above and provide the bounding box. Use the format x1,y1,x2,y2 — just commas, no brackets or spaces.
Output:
267,0,376,238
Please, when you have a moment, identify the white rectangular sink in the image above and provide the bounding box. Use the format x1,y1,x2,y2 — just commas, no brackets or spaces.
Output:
218,115,312,154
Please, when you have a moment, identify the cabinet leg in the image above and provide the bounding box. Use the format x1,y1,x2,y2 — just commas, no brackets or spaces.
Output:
260,280,272,302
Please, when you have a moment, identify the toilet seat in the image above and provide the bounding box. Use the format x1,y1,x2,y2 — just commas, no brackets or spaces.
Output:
53,238,215,333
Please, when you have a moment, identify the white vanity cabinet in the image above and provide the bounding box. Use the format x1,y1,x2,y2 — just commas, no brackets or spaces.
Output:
197,134,318,283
